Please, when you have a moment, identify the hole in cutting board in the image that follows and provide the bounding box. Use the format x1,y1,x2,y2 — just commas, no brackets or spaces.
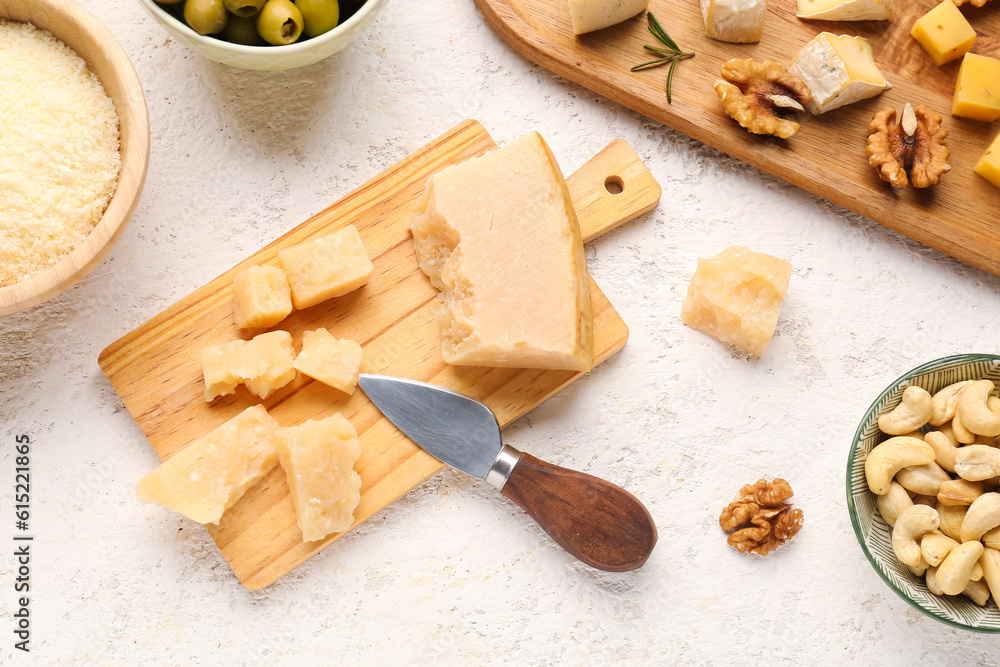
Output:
604,175,624,195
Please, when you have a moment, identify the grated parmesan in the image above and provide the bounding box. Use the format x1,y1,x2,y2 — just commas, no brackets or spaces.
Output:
0,20,121,288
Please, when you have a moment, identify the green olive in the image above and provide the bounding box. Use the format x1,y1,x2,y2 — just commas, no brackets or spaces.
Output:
295,0,339,38
184,0,229,35
220,14,267,45
224,0,266,17
256,0,304,45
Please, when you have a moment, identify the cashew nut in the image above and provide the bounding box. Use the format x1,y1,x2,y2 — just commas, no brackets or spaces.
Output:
956,380,1000,437
865,437,936,495
930,381,970,426
955,445,1000,481
896,461,951,495
978,547,1000,604
892,504,940,567
937,541,984,595
937,503,968,542
962,578,990,605
925,430,960,473
972,561,984,582
913,494,938,507
975,433,998,446
960,492,1000,542
878,386,933,435
926,566,944,595
983,526,1000,550
953,410,977,444
937,479,984,507
921,530,959,567
876,481,913,527
908,553,930,577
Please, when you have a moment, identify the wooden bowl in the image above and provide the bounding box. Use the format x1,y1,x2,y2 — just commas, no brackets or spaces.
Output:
0,0,149,316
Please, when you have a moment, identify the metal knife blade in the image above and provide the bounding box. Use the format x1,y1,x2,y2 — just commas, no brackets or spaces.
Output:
358,373,658,572
357,373,503,479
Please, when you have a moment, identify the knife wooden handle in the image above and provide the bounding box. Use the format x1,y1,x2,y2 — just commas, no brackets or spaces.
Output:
500,453,657,572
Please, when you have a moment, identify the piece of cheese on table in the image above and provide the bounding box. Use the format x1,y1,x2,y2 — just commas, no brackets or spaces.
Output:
910,1,976,67
278,225,374,310
701,0,767,43
136,405,280,525
568,0,648,34
681,246,791,357
409,132,593,372
788,32,890,114
975,132,1000,190
293,328,363,394
277,414,362,542
953,54,1000,122
796,0,893,21
201,330,296,401
232,264,293,329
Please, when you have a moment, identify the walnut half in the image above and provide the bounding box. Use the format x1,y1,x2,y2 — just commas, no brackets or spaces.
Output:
715,59,812,139
720,478,804,556
866,103,950,188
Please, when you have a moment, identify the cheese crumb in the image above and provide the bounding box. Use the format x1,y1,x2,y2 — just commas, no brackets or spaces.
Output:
0,21,121,287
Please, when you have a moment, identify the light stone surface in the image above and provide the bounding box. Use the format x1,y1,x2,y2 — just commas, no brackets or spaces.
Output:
2,0,1000,664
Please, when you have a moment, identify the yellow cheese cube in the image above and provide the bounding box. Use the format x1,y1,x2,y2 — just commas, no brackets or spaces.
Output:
278,225,374,310
232,265,293,329
277,414,362,542
680,246,792,357
201,330,296,401
136,405,280,525
910,1,976,66
953,53,1000,122
975,132,1000,189
293,328,363,395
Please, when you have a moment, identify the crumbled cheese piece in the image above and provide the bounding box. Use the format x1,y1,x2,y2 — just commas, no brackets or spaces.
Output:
278,225,374,310
681,246,791,357
277,413,363,542
0,21,120,287
293,328,363,395
201,330,296,401
136,405,281,525
232,264,294,329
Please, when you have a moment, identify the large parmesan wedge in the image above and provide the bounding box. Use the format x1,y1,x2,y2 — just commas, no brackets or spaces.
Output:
136,405,280,525
409,132,593,372
788,32,890,114
277,414,362,542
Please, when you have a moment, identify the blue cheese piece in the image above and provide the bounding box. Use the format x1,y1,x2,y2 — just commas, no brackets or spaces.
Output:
701,0,768,43
568,0,648,35
788,32,890,114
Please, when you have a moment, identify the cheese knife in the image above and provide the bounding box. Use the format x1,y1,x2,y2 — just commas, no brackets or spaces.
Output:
358,373,657,571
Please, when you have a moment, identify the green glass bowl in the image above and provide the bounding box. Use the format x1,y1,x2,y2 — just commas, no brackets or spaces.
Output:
847,353,1000,631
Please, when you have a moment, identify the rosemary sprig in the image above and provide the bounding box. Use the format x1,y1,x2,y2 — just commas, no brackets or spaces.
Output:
630,13,694,104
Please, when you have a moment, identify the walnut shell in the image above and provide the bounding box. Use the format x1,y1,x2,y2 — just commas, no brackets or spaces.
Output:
715,59,813,139
867,103,950,189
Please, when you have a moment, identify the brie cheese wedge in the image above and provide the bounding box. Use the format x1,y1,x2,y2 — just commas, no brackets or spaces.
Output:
568,0,648,34
796,0,893,21
788,32,891,114
700,0,767,43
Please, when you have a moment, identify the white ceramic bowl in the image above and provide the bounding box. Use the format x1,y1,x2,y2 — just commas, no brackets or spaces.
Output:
137,0,388,71
848,354,1000,632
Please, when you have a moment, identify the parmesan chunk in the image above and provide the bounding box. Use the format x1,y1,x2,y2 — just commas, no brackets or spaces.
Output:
277,414,363,542
278,225,374,310
136,405,280,525
201,330,296,401
232,265,293,329
681,246,791,357
293,328,363,395
409,132,593,372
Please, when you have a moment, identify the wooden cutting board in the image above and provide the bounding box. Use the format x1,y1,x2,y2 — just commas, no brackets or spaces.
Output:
99,120,661,590
475,0,1000,276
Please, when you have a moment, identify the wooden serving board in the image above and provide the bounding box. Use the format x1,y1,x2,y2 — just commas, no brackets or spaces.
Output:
475,0,1000,276
99,120,661,590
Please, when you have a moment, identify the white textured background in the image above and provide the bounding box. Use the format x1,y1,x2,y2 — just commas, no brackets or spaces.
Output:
2,0,1000,664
